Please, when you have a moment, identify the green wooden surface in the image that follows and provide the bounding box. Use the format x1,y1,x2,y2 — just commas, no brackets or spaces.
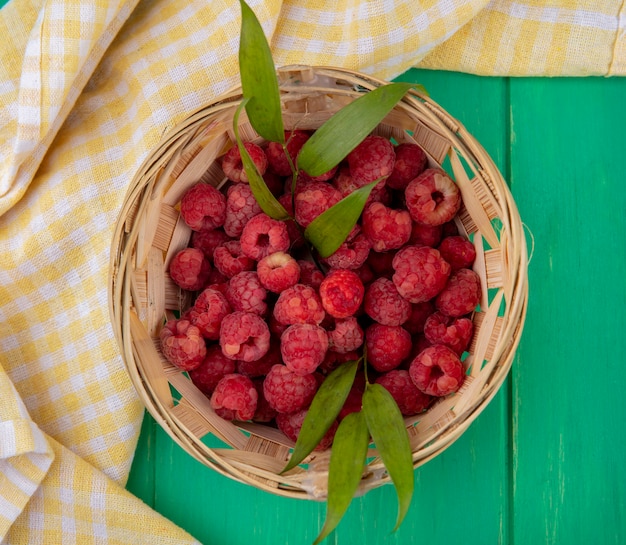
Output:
125,70,626,544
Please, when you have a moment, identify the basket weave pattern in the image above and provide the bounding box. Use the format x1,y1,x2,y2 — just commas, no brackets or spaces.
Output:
109,66,528,499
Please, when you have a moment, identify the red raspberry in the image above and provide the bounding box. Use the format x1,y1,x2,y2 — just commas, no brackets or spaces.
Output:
366,250,396,280
323,232,371,270
186,287,231,340
386,143,428,190
263,364,318,413
221,142,268,183
224,183,263,238
294,182,342,227
210,373,258,421
226,271,268,316
237,339,282,378
409,344,465,396
191,228,230,261
219,311,270,362
327,317,364,354
362,201,412,252
405,168,461,226
365,323,412,372
278,193,305,249
297,260,325,289
273,284,325,325
356,263,376,286
269,313,289,337
435,268,481,318
347,135,395,186
169,247,211,291
266,130,310,176
251,378,278,422
338,372,366,420
409,222,443,247
297,164,339,184
392,245,451,303
424,311,474,355
213,240,255,278
376,369,434,416
403,300,435,335
318,269,364,319
159,319,207,371
276,409,338,450
364,277,411,326
180,183,227,232
189,345,236,394
280,323,329,375
438,235,477,271
257,251,300,293
333,166,390,206
240,213,290,261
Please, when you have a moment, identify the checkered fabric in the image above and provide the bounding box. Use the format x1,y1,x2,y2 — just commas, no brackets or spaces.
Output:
1,0,624,543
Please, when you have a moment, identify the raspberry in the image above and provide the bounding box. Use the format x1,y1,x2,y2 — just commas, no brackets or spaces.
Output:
333,166,390,206
221,142,268,183
186,287,231,340
339,372,366,420
386,143,428,190
210,373,258,421
409,344,465,396
263,364,318,413
257,251,300,293
362,201,412,252
319,350,360,375
409,222,443,247
366,250,396,280
347,135,395,186
365,323,412,372
319,269,364,319
226,271,268,316
280,323,329,375
403,300,435,335
327,317,364,354
392,245,451,303
159,319,207,371
180,183,227,231
219,311,270,362
276,409,338,450
297,164,339,184
240,213,290,261
191,228,230,261
364,277,411,326
251,378,278,422
436,268,481,317
376,369,434,416
273,284,325,325
356,263,376,286
169,247,211,291
266,130,310,176
424,311,474,355
237,339,282,378
213,240,255,278
297,260,325,289
323,233,371,270
405,168,461,226
438,235,477,270
294,182,342,227
189,345,236,394
278,193,305,249
224,183,263,238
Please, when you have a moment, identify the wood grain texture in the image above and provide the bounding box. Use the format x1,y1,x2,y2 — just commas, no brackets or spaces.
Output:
127,71,626,545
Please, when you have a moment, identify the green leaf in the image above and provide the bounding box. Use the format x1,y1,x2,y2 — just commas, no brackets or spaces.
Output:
304,180,379,258
233,101,289,220
238,0,284,143
313,411,369,545
297,82,416,177
281,360,359,473
362,383,414,532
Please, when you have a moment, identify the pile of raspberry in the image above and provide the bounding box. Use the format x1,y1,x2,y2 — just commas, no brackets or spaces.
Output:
160,131,481,449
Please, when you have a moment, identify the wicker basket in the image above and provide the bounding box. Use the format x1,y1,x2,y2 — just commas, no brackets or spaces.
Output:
109,65,528,499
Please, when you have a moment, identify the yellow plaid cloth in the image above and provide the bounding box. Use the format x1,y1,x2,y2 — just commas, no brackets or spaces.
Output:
0,0,624,543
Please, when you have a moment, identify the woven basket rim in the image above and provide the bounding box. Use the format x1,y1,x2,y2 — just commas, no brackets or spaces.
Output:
108,64,529,499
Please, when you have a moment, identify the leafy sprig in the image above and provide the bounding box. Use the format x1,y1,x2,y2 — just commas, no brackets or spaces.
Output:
235,1,419,541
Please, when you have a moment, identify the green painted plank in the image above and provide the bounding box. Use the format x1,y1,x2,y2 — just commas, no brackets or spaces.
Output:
509,77,626,545
125,410,156,507
142,69,513,545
